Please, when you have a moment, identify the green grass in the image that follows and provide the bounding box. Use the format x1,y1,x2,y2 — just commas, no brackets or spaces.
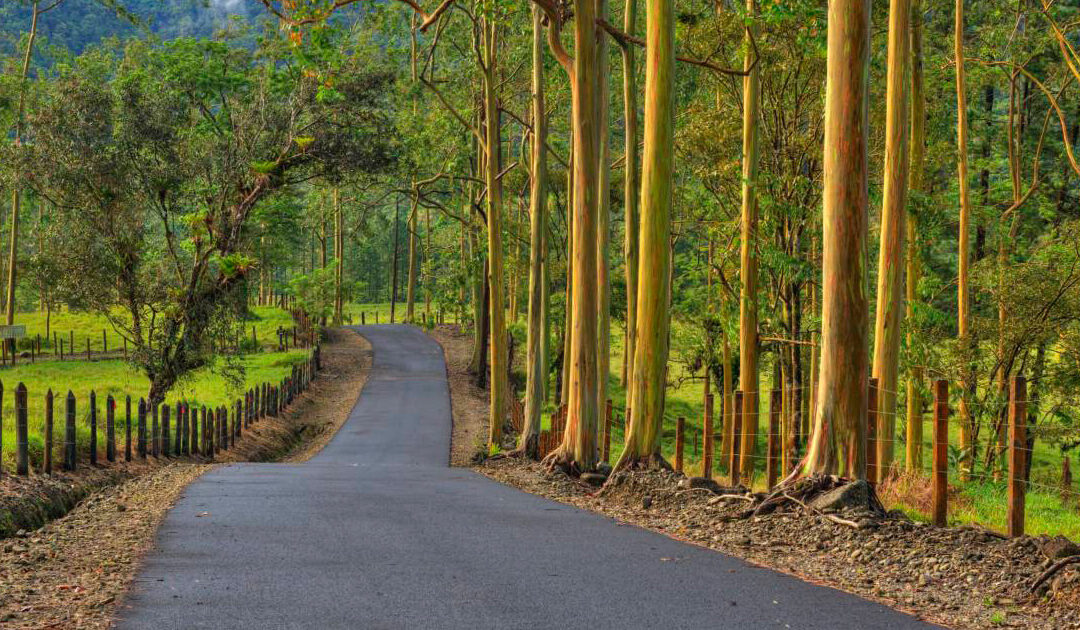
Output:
0,349,311,471
13,306,297,353
499,310,1080,538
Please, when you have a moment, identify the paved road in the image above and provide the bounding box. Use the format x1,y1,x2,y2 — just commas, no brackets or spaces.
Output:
117,325,937,630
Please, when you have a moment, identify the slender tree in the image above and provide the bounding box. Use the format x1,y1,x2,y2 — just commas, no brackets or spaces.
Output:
905,0,926,471
802,0,871,479
621,0,640,394
954,0,975,480
520,4,548,457
871,0,911,481
614,0,675,470
738,0,761,481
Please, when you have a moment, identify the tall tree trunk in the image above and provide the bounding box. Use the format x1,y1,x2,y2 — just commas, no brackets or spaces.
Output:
871,0,911,482
738,0,761,481
596,0,613,435
6,0,40,338
954,0,975,481
560,142,574,407
621,0,639,393
613,0,674,470
550,0,601,472
334,188,344,325
483,16,509,450
406,194,419,322
802,0,871,479
521,4,548,458
390,199,401,323
905,0,925,472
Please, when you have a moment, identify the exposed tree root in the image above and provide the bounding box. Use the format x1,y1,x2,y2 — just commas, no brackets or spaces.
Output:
610,450,671,476
729,474,886,521
492,433,540,461
1031,555,1080,593
541,447,584,477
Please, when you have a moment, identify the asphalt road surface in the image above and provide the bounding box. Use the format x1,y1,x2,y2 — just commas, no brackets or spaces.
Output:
116,324,938,630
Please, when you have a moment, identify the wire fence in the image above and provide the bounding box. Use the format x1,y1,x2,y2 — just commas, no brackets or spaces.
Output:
528,375,1080,538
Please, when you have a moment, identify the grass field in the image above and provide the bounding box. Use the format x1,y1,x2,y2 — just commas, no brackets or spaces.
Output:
11,306,298,353
0,305,313,471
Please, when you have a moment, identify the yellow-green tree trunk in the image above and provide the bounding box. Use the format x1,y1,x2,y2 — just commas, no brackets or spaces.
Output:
483,18,508,450
737,0,761,481
871,0,911,481
521,4,548,458
954,0,975,480
620,0,640,396
614,0,674,470
803,0,871,479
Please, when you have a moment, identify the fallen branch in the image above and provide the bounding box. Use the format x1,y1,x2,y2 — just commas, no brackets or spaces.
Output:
1030,555,1080,592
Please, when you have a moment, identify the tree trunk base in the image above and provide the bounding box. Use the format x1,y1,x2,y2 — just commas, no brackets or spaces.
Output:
495,433,540,461
541,447,588,477
611,451,671,475
747,474,885,519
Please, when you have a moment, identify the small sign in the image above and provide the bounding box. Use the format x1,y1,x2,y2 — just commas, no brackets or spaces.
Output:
0,325,26,339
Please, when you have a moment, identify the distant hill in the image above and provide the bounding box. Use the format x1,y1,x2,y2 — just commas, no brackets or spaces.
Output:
0,0,270,55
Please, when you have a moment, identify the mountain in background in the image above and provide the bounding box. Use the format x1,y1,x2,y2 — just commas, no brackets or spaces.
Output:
0,0,271,56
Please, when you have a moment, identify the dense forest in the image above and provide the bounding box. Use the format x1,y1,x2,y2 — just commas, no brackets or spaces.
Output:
3,0,1080,528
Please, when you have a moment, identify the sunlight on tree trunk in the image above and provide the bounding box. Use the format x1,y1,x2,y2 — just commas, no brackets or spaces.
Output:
596,0,613,437
483,16,508,451
737,0,761,482
871,0,911,482
620,0,639,395
613,0,674,470
521,4,548,458
802,0,870,479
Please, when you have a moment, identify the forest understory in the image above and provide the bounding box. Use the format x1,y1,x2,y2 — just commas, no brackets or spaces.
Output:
430,325,1080,629
0,327,372,629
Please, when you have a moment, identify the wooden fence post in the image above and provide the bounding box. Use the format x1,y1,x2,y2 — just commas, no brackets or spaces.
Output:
44,389,54,474
65,391,76,471
162,404,171,457
1063,457,1073,504
361,312,366,325
703,393,714,480
102,329,107,353
867,377,879,486
1008,375,1027,538
675,416,685,473
125,395,132,462
152,403,160,457
182,403,190,455
767,389,780,490
16,383,28,475
730,391,743,487
174,402,182,456
89,391,98,466
932,379,949,527
138,399,147,459
207,407,215,456
106,394,116,463
191,403,199,456
86,337,90,361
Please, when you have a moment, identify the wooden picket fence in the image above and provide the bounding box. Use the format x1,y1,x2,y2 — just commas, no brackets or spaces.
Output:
0,345,321,475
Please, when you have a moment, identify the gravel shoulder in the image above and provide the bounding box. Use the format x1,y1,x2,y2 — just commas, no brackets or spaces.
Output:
427,325,1080,630
428,324,489,466
0,327,372,629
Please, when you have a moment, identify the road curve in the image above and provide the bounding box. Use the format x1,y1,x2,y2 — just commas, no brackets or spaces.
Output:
116,324,937,629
